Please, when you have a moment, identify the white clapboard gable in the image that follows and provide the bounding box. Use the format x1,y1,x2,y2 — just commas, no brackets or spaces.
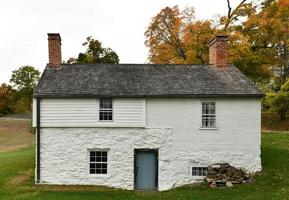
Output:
32,98,145,127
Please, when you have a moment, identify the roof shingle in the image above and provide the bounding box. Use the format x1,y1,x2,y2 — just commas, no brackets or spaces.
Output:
33,64,262,98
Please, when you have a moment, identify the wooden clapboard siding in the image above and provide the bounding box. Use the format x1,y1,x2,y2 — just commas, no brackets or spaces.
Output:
32,98,145,127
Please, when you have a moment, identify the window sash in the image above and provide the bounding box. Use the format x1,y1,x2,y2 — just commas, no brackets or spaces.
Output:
192,167,208,176
89,151,108,174
99,98,113,121
202,102,216,128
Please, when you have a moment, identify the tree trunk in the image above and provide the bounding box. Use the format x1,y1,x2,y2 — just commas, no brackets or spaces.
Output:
279,111,286,121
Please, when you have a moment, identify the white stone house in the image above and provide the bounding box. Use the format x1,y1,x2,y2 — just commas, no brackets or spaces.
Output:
32,33,262,191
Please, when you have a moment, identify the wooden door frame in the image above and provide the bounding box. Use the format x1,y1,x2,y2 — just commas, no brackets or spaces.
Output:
134,149,159,191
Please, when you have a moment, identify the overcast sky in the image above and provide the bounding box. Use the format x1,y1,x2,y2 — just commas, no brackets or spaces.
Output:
0,0,240,83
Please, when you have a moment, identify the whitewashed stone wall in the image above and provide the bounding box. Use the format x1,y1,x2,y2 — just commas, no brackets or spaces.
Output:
37,98,261,191
146,98,261,189
40,127,173,191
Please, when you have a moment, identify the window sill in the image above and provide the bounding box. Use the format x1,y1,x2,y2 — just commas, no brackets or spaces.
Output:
89,173,109,177
191,175,206,179
199,127,219,130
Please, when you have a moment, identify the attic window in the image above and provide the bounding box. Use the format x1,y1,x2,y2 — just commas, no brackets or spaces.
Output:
99,98,113,121
202,102,216,128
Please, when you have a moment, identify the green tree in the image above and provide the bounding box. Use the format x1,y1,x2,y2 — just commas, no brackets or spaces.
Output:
265,91,289,121
67,37,119,64
281,78,289,91
265,79,289,121
9,66,40,112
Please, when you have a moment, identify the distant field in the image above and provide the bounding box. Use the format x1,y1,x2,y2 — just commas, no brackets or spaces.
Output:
0,118,289,200
0,119,34,152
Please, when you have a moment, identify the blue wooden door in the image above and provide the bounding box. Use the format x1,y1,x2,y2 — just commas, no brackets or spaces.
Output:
135,150,157,190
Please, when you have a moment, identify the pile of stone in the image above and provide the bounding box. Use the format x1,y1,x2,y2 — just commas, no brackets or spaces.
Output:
205,163,252,188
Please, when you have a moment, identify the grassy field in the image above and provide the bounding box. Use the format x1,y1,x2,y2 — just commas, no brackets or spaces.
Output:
0,119,34,152
0,119,289,199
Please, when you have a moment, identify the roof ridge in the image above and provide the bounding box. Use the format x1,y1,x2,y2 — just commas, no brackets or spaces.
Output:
60,63,212,66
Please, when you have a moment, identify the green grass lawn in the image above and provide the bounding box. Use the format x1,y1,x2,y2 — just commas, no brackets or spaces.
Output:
0,132,288,200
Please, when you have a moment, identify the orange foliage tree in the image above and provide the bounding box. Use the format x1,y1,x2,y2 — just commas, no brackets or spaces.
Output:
242,0,289,83
0,83,15,114
145,6,215,64
145,0,288,81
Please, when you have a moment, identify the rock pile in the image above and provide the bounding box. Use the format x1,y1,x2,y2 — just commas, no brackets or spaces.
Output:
205,163,252,188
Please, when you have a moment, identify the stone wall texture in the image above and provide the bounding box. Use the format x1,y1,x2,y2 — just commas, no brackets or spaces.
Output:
38,98,261,191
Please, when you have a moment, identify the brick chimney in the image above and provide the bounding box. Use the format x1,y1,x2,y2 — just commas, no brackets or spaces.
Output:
48,33,62,68
209,35,228,67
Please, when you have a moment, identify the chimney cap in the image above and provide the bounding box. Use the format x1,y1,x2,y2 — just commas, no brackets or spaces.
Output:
47,33,61,40
209,35,228,46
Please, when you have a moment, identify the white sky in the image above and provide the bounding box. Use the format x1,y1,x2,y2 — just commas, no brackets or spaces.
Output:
0,0,240,83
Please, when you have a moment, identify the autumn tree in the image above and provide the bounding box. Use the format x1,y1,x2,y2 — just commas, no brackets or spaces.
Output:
9,66,40,111
0,83,15,115
145,6,216,64
214,0,272,80
242,0,289,83
67,37,119,64
145,1,280,80
221,0,255,31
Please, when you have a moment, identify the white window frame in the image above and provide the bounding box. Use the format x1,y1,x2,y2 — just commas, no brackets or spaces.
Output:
191,166,208,177
99,98,113,122
88,149,108,175
201,101,216,128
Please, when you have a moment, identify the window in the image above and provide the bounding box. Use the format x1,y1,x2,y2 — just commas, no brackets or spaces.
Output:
99,98,112,121
89,151,108,174
202,102,216,128
192,167,208,176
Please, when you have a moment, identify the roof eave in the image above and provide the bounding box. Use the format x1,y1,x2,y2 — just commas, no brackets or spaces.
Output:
33,93,263,98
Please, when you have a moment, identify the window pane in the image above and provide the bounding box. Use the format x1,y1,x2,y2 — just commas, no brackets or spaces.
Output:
90,156,95,162
100,99,112,109
202,102,216,128
99,98,113,121
89,150,108,174
192,167,208,176
192,167,197,176
203,168,208,176
102,152,107,156
102,163,107,169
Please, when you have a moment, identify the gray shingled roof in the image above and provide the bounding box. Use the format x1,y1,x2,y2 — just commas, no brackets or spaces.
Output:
33,64,262,98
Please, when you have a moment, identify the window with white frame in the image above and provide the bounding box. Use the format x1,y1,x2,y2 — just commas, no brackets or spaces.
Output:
89,150,108,174
99,98,113,121
192,167,208,176
202,102,216,128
